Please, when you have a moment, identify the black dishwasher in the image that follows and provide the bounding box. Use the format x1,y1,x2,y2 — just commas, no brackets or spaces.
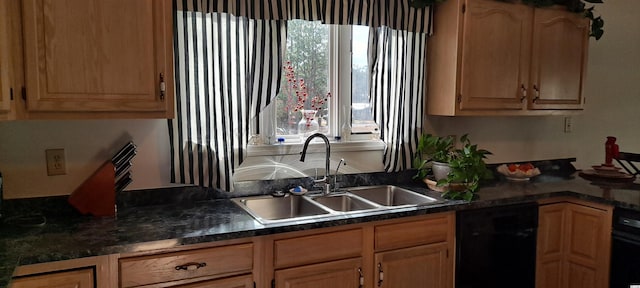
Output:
610,207,640,288
456,202,539,288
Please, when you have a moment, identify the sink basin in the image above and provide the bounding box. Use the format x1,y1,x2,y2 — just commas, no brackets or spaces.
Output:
347,185,444,207
312,194,379,212
233,186,446,224
233,196,330,223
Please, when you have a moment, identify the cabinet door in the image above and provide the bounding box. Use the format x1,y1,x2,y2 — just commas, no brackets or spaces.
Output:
564,204,610,288
375,243,451,288
459,0,532,111
22,0,173,116
536,202,612,288
530,8,589,110
11,268,94,288
175,274,253,288
274,258,363,288
0,0,11,118
536,203,566,288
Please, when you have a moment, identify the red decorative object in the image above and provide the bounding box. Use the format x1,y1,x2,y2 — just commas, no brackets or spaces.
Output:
282,61,330,114
605,136,619,166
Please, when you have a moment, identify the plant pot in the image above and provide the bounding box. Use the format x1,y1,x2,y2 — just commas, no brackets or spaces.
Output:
432,161,452,181
423,177,469,192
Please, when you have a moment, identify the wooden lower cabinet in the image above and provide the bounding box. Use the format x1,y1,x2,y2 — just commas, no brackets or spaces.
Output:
274,258,363,288
9,212,455,288
174,274,254,288
268,212,455,288
375,243,449,288
119,242,254,288
536,200,612,288
10,256,113,288
11,268,94,288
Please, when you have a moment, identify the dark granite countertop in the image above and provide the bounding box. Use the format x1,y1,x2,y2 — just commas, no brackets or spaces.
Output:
1,164,639,287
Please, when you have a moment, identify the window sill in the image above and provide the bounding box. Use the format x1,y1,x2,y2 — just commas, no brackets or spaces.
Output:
247,140,385,157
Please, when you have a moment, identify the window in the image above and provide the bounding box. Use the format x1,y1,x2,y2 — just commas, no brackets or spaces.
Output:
258,21,377,144
350,25,376,134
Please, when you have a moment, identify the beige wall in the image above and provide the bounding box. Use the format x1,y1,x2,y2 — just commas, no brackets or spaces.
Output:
1,1,638,199
0,120,176,198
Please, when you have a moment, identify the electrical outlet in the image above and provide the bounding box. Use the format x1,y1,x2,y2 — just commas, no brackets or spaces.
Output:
46,149,66,176
564,117,572,133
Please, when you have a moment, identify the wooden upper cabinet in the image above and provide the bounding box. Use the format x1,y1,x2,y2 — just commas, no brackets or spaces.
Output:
0,41,9,118
427,0,589,116
458,0,531,111
529,8,589,110
21,0,174,118
0,0,13,119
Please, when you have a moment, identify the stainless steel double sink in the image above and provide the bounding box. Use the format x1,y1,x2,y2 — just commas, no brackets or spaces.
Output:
232,185,445,224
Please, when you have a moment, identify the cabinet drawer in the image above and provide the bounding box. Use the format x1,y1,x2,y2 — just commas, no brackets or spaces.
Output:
174,274,253,288
274,229,363,268
119,243,253,287
375,214,451,251
11,268,94,288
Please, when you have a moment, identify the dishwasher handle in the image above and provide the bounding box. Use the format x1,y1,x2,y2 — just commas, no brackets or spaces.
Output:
613,230,640,245
470,227,537,238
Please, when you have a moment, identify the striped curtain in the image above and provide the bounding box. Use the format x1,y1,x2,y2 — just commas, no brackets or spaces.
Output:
170,1,432,190
369,26,428,172
169,9,285,191
177,0,433,34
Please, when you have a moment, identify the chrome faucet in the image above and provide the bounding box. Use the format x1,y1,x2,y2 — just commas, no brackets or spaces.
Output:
300,133,331,195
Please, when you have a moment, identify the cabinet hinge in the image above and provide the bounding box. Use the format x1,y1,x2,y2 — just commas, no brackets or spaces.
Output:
253,281,256,288
447,248,449,258
271,279,275,288
462,3,466,13
378,263,384,287
21,87,26,101
159,73,166,101
10,88,13,100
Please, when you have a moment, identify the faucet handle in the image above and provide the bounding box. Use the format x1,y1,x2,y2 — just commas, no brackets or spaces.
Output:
335,159,347,175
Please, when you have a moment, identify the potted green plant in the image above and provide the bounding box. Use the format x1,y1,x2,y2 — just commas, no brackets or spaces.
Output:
413,134,492,201
413,134,456,180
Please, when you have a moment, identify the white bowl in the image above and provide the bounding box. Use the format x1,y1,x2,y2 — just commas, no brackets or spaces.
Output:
497,164,541,181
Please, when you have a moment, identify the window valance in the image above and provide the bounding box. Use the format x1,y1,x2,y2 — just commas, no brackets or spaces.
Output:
176,0,433,34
